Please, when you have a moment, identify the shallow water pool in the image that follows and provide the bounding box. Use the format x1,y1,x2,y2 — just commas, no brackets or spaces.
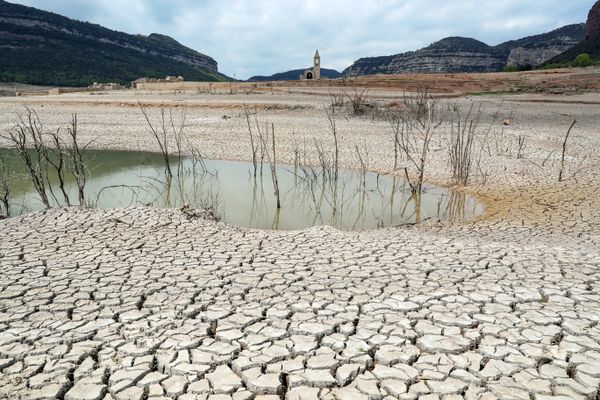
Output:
0,149,483,230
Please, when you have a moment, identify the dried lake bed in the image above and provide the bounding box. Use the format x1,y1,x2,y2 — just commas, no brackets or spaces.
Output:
0,86,599,399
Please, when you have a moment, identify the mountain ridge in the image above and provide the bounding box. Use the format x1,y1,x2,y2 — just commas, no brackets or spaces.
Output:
343,24,586,76
0,0,228,86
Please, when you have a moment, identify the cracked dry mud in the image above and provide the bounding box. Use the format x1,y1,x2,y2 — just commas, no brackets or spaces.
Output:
1,88,600,399
1,207,599,400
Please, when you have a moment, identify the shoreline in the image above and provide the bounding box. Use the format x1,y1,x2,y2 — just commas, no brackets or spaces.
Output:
2,89,598,241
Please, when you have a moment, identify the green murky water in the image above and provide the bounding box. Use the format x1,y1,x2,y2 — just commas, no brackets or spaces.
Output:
0,149,482,230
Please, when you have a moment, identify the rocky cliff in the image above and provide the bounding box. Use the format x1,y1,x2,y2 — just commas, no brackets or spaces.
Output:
546,1,600,64
507,46,575,68
0,0,226,86
343,24,585,76
344,38,506,76
503,24,585,68
585,0,600,39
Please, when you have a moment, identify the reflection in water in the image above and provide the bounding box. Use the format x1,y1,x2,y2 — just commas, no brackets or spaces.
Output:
2,149,483,230
445,191,469,223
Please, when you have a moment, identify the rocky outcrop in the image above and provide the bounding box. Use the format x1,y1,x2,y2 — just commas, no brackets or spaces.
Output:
144,33,217,73
547,2,600,64
343,24,586,76
506,46,575,68
503,24,585,68
362,50,505,74
344,38,506,76
585,0,600,40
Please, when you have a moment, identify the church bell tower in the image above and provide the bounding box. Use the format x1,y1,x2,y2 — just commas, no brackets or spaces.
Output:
313,50,321,80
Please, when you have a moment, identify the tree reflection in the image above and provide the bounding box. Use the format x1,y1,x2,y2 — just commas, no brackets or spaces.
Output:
5,149,481,230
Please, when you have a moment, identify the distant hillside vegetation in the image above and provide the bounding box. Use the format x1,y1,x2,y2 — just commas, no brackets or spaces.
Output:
0,0,229,86
426,37,500,53
545,39,600,65
248,68,342,82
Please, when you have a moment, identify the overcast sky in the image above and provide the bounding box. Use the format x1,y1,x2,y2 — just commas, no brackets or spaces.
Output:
10,0,595,79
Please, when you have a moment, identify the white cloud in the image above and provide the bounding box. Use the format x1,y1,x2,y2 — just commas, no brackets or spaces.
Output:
9,0,595,79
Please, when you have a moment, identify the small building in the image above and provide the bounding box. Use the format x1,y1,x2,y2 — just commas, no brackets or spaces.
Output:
88,82,124,90
300,50,321,80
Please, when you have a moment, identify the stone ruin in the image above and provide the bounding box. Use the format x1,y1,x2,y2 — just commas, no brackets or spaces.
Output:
88,82,125,90
131,76,185,88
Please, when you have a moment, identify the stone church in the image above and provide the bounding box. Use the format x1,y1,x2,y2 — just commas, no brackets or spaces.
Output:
300,50,321,80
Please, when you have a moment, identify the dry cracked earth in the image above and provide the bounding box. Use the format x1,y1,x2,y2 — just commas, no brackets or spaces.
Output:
0,207,599,400
1,88,600,399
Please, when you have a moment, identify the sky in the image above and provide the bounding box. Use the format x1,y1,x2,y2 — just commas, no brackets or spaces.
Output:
9,0,596,79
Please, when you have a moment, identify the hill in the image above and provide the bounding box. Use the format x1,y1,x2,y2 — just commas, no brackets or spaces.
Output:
544,39,600,65
247,68,341,82
546,1,600,65
498,24,585,68
0,0,229,86
343,37,506,76
497,24,585,51
343,24,585,76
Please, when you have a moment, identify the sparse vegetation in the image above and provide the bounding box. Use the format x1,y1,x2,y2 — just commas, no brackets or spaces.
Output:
325,108,340,181
572,53,592,68
244,108,260,176
449,104,480,186
0,107,90,211
503,64,519,72
66,115,88,205
389,91,443,194
345,88,371,116
139,102,179,181
0,155,10,217
559,119,577,182
2,109,52,208
137,103,228,219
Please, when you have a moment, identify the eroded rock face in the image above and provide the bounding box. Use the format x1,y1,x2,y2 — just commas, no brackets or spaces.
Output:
507,46,576,68
343,25,586,76
379,50,505,74
585,0,600,40
344,38,506,76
